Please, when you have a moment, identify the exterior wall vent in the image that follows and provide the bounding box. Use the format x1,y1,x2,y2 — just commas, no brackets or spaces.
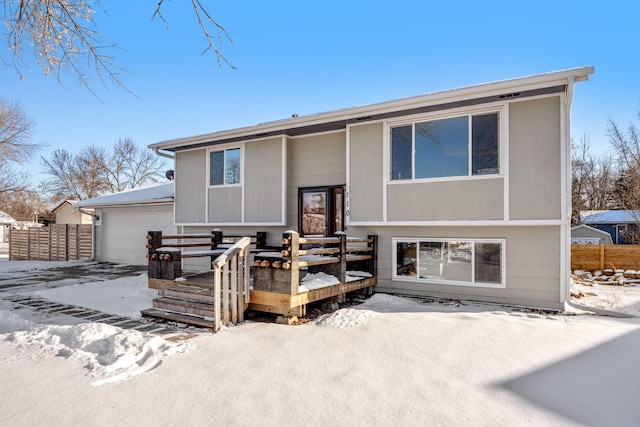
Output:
499,92,521,99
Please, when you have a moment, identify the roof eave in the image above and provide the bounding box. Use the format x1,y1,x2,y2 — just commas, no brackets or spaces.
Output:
149,66,594,151
74,198,174,209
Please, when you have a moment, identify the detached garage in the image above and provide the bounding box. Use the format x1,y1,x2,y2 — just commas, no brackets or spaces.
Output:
75,182,175,265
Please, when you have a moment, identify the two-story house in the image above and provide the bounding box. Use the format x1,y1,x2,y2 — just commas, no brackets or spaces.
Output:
149,67,593,310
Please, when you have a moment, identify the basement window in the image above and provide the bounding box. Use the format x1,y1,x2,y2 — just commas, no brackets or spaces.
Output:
393,238,505,288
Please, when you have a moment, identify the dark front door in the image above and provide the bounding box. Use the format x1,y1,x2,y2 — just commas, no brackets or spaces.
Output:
299,186,344,237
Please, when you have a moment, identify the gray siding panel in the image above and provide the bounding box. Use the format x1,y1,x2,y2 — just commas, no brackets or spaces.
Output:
348,225,563,310
348,123,384,222
208,187,242,223
244,137,284,223
287,132,346,228
387,178,504,221
176,150,206,223
509,97,562,220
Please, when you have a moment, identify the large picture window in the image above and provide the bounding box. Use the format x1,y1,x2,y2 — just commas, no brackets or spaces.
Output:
390,112,499,180
210,147,241,185
394,238,504,287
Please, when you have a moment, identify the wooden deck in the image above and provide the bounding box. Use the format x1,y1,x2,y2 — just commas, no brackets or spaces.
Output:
149,271,376,318
144,230,378,328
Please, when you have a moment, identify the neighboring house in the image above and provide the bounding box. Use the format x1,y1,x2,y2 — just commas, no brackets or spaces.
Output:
52,200,93,225
571,224,613,245
581,210,640,244
0,210,16,243
75,182,176,265
149,67,594,311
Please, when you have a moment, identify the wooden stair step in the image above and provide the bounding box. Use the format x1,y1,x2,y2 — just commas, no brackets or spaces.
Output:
141,308,214,328
165,285,216,304
153,297,216,318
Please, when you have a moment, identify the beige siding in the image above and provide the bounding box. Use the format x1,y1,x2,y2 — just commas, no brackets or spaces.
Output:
349,225,563,310
387,178,504,221
55,203,92,224
96,204,175,265
348,122,384,222
208,187,242,223
175,149,206,223
286,132,346,228
244,137,284,223
509,96,562,220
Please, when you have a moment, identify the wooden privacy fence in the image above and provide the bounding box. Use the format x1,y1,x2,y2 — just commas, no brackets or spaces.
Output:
9,224,92,261
571,244,640,271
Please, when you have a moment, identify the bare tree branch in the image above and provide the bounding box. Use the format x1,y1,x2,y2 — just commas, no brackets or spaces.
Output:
0,98,39,163
2,1,234,95
41,138,168,203
154,0,235,68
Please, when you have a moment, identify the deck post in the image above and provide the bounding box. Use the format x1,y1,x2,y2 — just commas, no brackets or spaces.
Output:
368,235,378,277
285,231,300,295
256,231,267,249
211,228,222,265
147,230,163,254
336,231,347,284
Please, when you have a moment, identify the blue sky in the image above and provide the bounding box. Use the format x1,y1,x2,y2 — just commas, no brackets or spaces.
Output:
2,0,638,180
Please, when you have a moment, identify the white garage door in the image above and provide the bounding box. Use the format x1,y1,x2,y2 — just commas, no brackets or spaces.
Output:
98,204,176,265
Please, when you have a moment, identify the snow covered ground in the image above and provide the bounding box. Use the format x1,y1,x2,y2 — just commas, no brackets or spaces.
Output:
1,259,639,426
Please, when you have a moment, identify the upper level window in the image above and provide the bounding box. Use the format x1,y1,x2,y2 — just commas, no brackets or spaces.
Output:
210,147,241,185
390,112,499,181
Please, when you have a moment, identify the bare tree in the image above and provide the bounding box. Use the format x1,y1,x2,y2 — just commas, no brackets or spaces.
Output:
2,1,233,94
571,134,617,225
608,113,640,242
41,139,167,203
1,189,48,228
41,148,104,201
0,99,40,199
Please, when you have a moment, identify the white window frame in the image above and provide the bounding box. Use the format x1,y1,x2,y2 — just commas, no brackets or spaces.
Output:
207,144,243,188
387,107,503,184
392,237,506,288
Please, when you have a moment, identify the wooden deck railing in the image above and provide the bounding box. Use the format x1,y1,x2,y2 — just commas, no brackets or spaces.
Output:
211,237,251,332
253,230,377,296
146,229,269,280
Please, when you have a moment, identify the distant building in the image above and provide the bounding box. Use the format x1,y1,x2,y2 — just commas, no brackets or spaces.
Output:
580,210,640,244
52,201,93,225
571,224,613,245
0,211,16,243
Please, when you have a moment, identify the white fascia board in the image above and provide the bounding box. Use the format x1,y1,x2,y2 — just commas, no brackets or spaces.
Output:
347,219,565,227
149,67,594,151
74,199,174,209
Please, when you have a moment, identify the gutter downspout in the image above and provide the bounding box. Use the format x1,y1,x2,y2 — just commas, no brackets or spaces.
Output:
152,147,175,160
563,76,632,319
77,207,98,261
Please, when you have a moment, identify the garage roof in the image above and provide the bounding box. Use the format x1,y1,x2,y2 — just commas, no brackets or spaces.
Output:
74,182,174,208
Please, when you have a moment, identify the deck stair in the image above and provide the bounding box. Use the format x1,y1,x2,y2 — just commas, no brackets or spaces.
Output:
144,236,253,331
142,283,249,329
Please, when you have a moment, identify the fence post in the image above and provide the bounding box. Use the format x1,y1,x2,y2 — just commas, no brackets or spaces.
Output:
599,244,605,271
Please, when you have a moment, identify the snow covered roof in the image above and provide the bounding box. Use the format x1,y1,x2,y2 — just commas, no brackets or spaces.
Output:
74,182,174,208
0,210,16,224
580,210,640,224
150,66,594,152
